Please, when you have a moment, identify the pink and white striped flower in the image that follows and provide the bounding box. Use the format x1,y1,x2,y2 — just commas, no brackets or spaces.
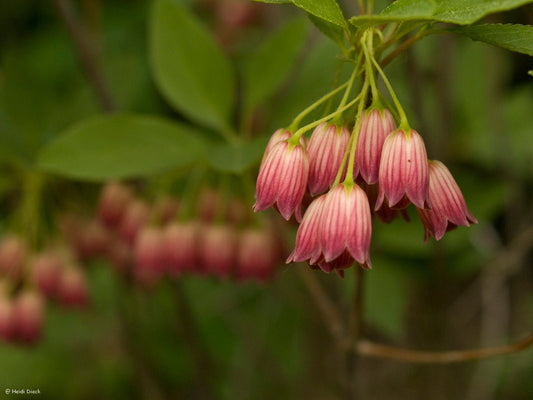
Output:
376,129,430,210
254,140,309,221
263,128,291,160
417,160,477,241
320,183,372,268
307,123,350,196
355,108,396,185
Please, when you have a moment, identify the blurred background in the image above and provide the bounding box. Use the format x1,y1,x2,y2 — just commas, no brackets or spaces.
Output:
0,0,533,399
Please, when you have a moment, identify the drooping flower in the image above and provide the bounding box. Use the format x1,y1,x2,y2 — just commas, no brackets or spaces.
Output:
237,228,280,282
263,129,291,160
355,108,396,185
417,160,477,241
319,183,372,269
307,123,350,196
163,222,200,276
286,195,327,265
376,129,430,210
254,139,309,221
198,225,237,279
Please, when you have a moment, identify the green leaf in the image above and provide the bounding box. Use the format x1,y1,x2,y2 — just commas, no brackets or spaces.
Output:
37,114,206,181
149,0,235,132
529,69,533,77
350,0,533,26
452,24,533,56
307,13,346,47
292,0,346,28
208,136,268,174
242,18,308,113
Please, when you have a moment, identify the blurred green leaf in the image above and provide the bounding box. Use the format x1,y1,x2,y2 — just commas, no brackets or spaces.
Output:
364,256,411,337
208,136,268,174
350,0,533,26
149,0,235,132
254,0,346,27
292,0,347,28
307,13,346,47
37,114,206,181
452,24,533,56
242,18,308,113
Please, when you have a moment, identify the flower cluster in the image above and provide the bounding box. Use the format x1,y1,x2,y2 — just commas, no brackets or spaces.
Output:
0,235,89,346
78,182,285,287
255,93,477,275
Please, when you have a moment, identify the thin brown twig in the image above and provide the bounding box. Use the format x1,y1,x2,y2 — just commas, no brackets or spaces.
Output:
297,266,345,345
380,34,421,68
52,0,116,112
357,332,533,364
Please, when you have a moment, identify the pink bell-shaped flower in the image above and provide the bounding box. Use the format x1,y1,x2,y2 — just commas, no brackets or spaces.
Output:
199,225,237,279
263,129,291,160
286,195,326,265
319,183,372,268
417,160,477,241
355,108,396,185
254,140,309,221
163,222,200,276
376,129,430,210
307,123,350,196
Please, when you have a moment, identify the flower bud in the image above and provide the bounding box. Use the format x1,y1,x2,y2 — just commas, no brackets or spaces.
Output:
134,227,165,287
254,140,309,221
376,129,430,210
13,290,45,345
119,199,151,245
417,160,477,241
98,181,133,228
0,235,27,281
106,237,132,273
307,123,350,196
74,220,111,261
198,225,237,279
237,228,280,282
58,268,89,307
163,222,200,276
355,108,396,185
30,251,63,298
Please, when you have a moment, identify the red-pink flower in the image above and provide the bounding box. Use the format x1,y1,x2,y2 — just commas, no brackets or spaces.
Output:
286,195,327,265
376,129,430,210
254,140,309,221
417,160,477,241
307,123,350,196
320,183,372,268
163,222,200,276
355,108,396,185
237,228,280,282
199,225,237,279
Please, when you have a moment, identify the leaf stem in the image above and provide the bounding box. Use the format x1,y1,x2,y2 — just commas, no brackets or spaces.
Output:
288,81,351,132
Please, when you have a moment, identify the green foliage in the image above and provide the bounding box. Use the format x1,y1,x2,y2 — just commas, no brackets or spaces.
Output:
452,24,533,57
253,0,346,27
241,18,309,114
149,0,235,132
37,114,206,181
350,0,533,26
208,136,269,174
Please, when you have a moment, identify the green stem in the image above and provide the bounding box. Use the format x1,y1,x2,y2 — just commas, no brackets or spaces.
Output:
289,95,362,147
17,170,46,249
362,30,380,107
332,56,363,124
288,81,350,132
370,55,409,130
344,79,370,186
367,0,374,15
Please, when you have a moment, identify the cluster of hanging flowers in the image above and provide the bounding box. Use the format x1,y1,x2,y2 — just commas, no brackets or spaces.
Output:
254,29,477,276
